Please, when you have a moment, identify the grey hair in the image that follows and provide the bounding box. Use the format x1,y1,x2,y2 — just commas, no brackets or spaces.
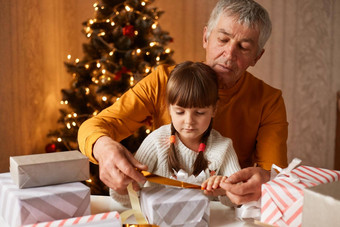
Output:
206,0,272,56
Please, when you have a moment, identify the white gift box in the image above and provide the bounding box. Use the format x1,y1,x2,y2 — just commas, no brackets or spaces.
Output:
140,186,210,227
10,150,89,188
0,173,90,227
260,160,340,227
302,181,340,227
23,211,121,227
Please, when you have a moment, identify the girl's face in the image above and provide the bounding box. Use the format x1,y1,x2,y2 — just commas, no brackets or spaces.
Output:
169,104,215,146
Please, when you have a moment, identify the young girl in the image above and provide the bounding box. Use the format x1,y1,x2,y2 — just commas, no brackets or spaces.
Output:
110,61,241,206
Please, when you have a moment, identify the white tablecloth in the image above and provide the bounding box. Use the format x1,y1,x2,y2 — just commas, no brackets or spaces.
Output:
0,195,259,226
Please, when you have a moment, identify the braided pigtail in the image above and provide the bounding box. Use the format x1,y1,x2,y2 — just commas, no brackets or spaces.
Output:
167,123,182,174
192,120,212,176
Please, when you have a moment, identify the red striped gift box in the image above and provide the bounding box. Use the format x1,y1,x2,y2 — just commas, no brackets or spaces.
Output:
260,160,340,227
23,211,121,227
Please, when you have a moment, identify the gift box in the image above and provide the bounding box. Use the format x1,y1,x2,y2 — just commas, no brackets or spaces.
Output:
140,186,210,227
260,159,340,227
0,173,90,227
302,180,340,227
23,211,121,227
10,150,89,188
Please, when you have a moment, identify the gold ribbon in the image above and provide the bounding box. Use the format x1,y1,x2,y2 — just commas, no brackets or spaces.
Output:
120,183,149,225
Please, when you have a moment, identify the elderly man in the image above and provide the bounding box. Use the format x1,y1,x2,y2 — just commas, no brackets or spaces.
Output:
78,0,288,205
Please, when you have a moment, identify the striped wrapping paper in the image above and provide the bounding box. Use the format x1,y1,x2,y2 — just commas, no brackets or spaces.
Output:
140,186,209,227
0,173,90,227
23,211,121,227
260,164,340,227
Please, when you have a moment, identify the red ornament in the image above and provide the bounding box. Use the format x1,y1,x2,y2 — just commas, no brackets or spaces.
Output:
122,25,135,38
45,143,57,153
115,67,130,81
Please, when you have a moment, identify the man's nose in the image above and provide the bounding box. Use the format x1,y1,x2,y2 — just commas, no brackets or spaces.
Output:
223,42,237,61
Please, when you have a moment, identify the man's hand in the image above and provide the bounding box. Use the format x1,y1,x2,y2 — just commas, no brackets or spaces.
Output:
219,167,270,205
93,136,148,194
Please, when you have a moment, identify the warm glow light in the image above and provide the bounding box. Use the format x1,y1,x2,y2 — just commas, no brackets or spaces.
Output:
57,138,62,142
145,67,150,73
102,96,107,101
85,64,90,69
146,52,150,55
141,1,146,6
93,111,98,116
149,42,156,47
146,129,151,134
125,5,131,11
111,22,115,26
86,179,92,183
136,49,141,54
97,62,101,68
75,58,80,63
67,54,71,60
106,19,110,23
102,69,106,74
165,48,171,53
93,3,98,7
156,56,160,61
109,51,114,56
67,123,71,129
151,23,157,29
73,113,77,117
72,122,77,127
134,31,138,35
67,114,72,118
130,76,135,86
89,20,94,24
85,87,90,95
99,32,106,36
87,33,91,38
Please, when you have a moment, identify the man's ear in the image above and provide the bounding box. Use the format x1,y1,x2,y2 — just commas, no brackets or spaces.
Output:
203,26,208,49
251,49,265,66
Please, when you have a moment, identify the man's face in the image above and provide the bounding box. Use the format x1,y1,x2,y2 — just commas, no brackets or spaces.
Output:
203,13,263,88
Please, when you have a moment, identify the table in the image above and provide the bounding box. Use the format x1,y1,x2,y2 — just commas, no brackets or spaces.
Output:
91,195,258,226
0,195,259,226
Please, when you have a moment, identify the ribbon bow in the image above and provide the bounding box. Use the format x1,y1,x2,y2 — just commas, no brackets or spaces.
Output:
270,158,302,183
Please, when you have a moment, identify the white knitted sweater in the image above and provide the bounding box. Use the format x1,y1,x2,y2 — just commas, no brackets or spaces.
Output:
110,124,241,206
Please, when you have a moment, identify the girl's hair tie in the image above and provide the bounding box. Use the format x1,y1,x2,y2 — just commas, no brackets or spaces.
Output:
198,143,206,152
170,135,176,144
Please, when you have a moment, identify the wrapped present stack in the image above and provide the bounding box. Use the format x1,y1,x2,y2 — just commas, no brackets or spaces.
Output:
0,151,93,227
260,158,340,227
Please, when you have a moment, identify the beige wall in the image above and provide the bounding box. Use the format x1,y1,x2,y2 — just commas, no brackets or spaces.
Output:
0,0,339,173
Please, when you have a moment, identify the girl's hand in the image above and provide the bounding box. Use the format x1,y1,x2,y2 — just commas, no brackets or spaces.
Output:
201,175,227,197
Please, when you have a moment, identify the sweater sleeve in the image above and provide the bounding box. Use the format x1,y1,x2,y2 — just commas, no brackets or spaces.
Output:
219,141,241,177
77,65,170,163
255,90,288,170
134,130,160,172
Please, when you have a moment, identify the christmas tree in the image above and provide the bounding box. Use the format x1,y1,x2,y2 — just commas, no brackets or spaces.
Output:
46,0,174,195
